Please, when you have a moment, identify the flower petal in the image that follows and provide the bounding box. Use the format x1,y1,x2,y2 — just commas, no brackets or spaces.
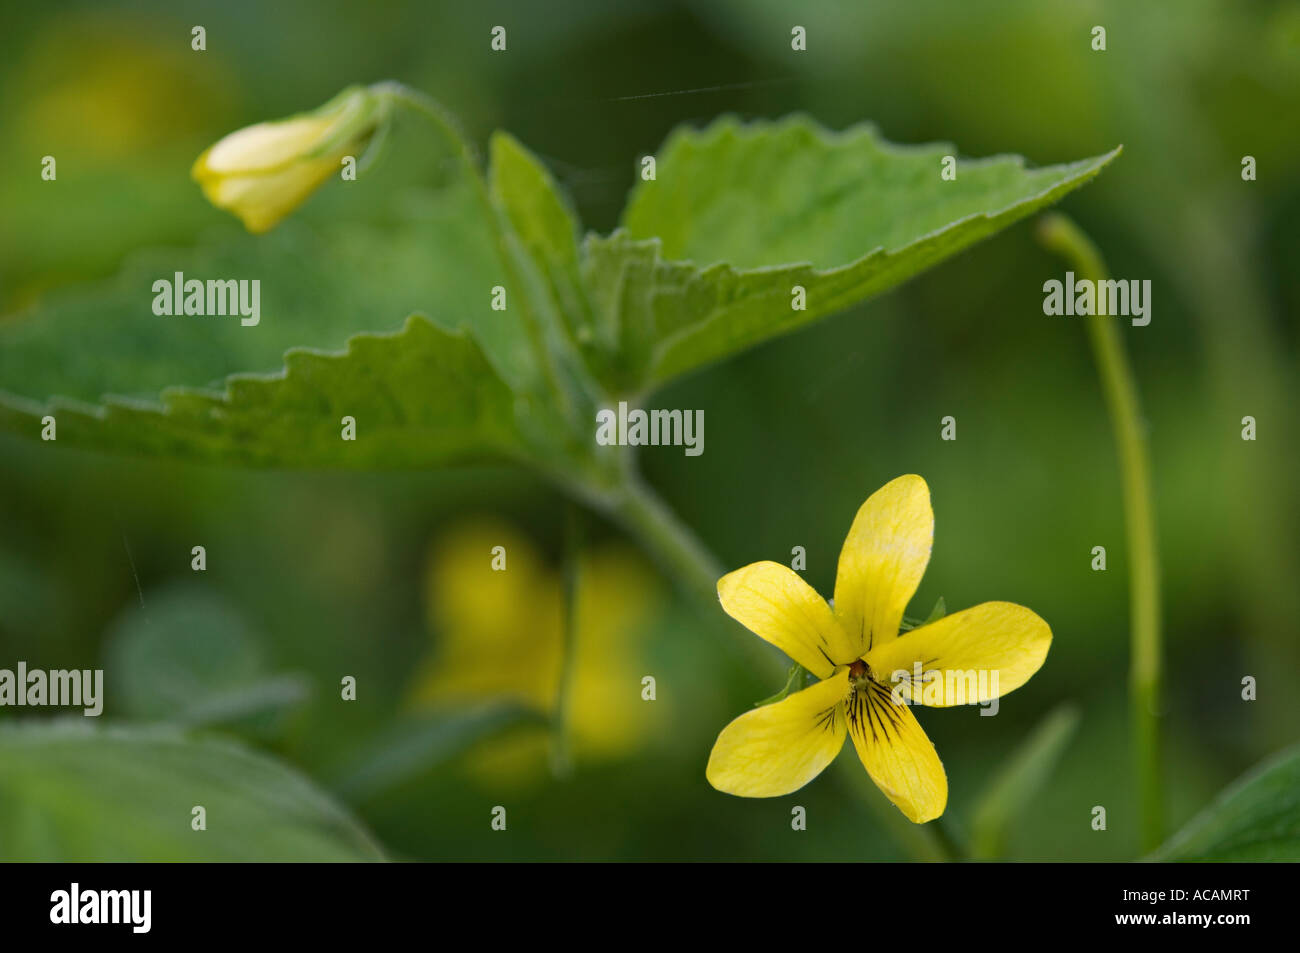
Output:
833,475,934,656
203,117,336,174
845,679,947,823
707,671,849,797
718,561,856,676
197,156,341,233
865,601,1051,706
191,86,384,233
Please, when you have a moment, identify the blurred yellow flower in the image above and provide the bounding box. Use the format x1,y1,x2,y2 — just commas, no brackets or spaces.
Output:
192,85,388,233
706,475,1052,823
17,22,220,158
411,521,661,783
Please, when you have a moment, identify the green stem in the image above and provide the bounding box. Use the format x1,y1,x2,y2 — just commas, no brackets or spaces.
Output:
1037,213,1164,853
374,82,480,169
832,756,958,862
930,816,966,863
608,469,796,682
550,503,582,778
606,471,727,609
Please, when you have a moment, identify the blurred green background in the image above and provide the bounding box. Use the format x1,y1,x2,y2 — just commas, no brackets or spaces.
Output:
1,0,1297,860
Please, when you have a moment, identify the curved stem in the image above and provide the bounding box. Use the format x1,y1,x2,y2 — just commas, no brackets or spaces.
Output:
605,470,793,681
607,472,725,606
373,82,481,170
605,468,798,677
1037,213,1164,853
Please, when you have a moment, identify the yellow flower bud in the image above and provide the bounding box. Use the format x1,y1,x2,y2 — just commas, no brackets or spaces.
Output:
192,85,388,233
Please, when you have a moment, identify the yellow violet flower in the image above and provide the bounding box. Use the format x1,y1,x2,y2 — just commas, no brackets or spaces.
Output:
192,85,388,233
410,521,661,784
706,474,1051,823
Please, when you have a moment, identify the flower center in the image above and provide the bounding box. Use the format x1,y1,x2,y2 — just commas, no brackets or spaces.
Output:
847,658,872,689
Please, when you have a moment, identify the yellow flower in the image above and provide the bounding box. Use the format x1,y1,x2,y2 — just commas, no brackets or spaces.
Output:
191,85,387,233
706,474,1052,823
411,521,661,784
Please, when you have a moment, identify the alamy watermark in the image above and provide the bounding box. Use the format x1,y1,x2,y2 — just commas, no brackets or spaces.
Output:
152,271,260,326
1043,271,1151,326
50,883,151,933
595,401,703,457
889,662,1001,715
0,662,103,716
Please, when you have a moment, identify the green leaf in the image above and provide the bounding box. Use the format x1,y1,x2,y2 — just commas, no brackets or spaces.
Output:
489,131,591,345
0,722,386,861
922,596,948,625
0,138,584,469
606,116,1120,390
0,163,559,467
486,132,606,441
1152,743,1300,861
969,703,1080,859
0,311,530,468
902,595,947,631
1,182,537,396
753,662,805,707
0,103,1119,473
102,583,308,731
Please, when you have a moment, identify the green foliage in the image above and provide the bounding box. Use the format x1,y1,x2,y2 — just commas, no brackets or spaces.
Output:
103,583,308,730
615,118,1119,390
0,722,385,861
921,596,947,625
1153,744,1300,861
902,595,947,631
0,91,1127,863
969,704,1080,859
0,101,1116,484
753,662,805,707
0,314,526,468
1,0,1293,864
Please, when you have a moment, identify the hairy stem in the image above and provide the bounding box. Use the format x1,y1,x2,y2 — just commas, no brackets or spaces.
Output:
1037,213,1164,853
